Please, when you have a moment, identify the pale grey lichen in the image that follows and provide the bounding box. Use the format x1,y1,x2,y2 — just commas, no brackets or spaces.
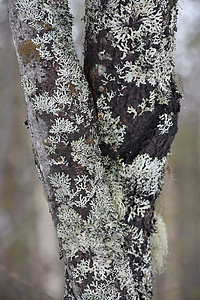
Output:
49,172,71,190
32,93,60,115
11,0,179,298
21,76,37,96
127,90,156,119
158,113,174,135
120,154,167,197
97,93,126,148
82,280,121,300
151,213,168,275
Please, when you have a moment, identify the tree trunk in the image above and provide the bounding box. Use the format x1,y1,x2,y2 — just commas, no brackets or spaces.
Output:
7,1,181,299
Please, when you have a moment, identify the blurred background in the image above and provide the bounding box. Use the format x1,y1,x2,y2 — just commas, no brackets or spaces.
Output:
0,0,199,299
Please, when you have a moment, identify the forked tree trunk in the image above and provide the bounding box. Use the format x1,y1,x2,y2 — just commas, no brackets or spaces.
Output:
7,1,181,299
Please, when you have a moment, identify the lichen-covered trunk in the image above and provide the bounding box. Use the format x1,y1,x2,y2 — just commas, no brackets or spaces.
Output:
7,0,181,299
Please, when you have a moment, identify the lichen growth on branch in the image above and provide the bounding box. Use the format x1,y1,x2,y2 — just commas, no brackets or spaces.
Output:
7,0,181,299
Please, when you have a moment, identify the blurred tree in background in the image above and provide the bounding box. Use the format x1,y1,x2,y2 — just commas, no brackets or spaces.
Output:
0,0,199,299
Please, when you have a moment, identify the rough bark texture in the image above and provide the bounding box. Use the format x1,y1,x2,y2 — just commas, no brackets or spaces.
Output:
7,0,181,299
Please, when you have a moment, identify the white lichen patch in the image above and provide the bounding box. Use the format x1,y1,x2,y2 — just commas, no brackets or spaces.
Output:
49,172,71,190
50,118,78,135
57,207,88,258
127,198,151,221
96,64,107,76
158,113,174,135
73,175,96,208
127,90,156,119
49,156,69,167
71,136,105,180
82,280,121,300
120,154,167,197
21,76,37,96
32,92,60,115
97,93,126,148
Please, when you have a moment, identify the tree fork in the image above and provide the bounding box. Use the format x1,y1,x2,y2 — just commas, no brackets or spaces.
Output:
7,0,181,299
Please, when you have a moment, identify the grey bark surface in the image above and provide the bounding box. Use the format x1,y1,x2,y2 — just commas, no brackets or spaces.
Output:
7,1,181,299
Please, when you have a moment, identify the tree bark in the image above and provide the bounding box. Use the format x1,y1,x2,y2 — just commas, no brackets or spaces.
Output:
7,0,181,299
